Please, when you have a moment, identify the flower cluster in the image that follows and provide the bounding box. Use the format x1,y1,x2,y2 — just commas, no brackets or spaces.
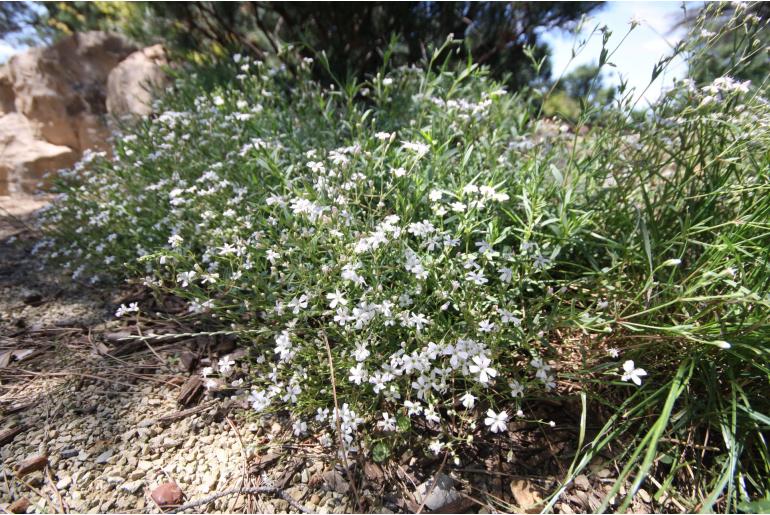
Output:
38,47,769,464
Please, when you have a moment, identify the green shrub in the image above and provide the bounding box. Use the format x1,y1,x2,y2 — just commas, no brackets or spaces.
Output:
39,16,770,511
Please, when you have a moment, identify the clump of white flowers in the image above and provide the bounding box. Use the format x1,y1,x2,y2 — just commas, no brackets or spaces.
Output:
38,38,770,468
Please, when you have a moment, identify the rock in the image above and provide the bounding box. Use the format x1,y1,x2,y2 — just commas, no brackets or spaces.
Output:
7,497,30,514
414,473,462,511
0,113,77,194
363,462,384,482
322,470,350,495
56,475,72,490
162,437,180,449
15,455,48,477
105,475,125,485
0,31,165,195
574,474,591,491
510,479,542,511
151,481,184,508
121,480,144,494
106,44,168,118
95,449,113,464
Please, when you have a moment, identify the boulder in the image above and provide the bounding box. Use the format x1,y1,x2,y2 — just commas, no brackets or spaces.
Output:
0,31,164,196
107,44,168,118
0,113,78,195
5,31,136,149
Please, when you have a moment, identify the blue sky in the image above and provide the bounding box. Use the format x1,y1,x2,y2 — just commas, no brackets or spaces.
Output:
542,1,695,104
2,2,693,105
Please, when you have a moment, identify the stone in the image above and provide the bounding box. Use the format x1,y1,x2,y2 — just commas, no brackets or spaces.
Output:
106,44,168,118
121,480,144,494
414,473,462,511
0,113,77,194
8,497,30,514
56,475,72,490
95,449,113,464
15,455,48,477
510,479,543,510
322,470,350,495
574,474,591,491
0,31,165,195
151,481,184,508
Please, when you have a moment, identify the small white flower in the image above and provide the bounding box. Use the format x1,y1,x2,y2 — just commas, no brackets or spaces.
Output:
620,360,647,386
217,356,236,376
377,412,396,432
292,419,307,436
478,320,495,333
469,355,497,384
484,409,509,433
404,400,422,416
608,347,620,358
428,439,443,455
460,392,476,409
348,363,367,385
168,234,183,248
509,380,524,398
326,289,347,309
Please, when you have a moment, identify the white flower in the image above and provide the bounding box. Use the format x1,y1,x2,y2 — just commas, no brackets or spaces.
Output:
498,267,512,283
465,269,487,286
509,380,524,398
608,348,620,358
349,363,367,385
168,234,183,248
423,405,440,423
428,439,443,455
176,270,196,287
217,356,236,376
484,409,509,433
460,392,476,409
620,360,647,386
478,320,495,333
115,302,139,317
377,412,396,432
404,400,422,416
292,419,307,436
499,309,521,326
288,294,309,314
326,289,347,309
469,355,497,384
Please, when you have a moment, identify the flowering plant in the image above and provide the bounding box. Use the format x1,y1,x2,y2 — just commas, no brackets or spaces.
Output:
38,12,770,510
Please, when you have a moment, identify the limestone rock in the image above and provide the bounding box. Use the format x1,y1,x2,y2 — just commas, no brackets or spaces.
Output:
0,31,164,196
0,113,78,195
107,44,168,118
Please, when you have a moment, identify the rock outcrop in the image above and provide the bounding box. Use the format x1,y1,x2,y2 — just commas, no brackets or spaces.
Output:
107,44,168,118
0,32,166,195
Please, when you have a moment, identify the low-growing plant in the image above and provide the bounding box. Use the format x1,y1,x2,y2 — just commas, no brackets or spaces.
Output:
38,4,769,512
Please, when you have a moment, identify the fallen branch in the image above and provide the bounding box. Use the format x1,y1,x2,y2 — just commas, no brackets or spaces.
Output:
168,486,311,513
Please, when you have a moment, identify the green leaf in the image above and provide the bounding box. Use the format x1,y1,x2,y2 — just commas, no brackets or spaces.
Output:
372,442,391,463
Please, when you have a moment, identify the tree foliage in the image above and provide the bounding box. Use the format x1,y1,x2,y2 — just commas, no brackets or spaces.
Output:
34,1,602,90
